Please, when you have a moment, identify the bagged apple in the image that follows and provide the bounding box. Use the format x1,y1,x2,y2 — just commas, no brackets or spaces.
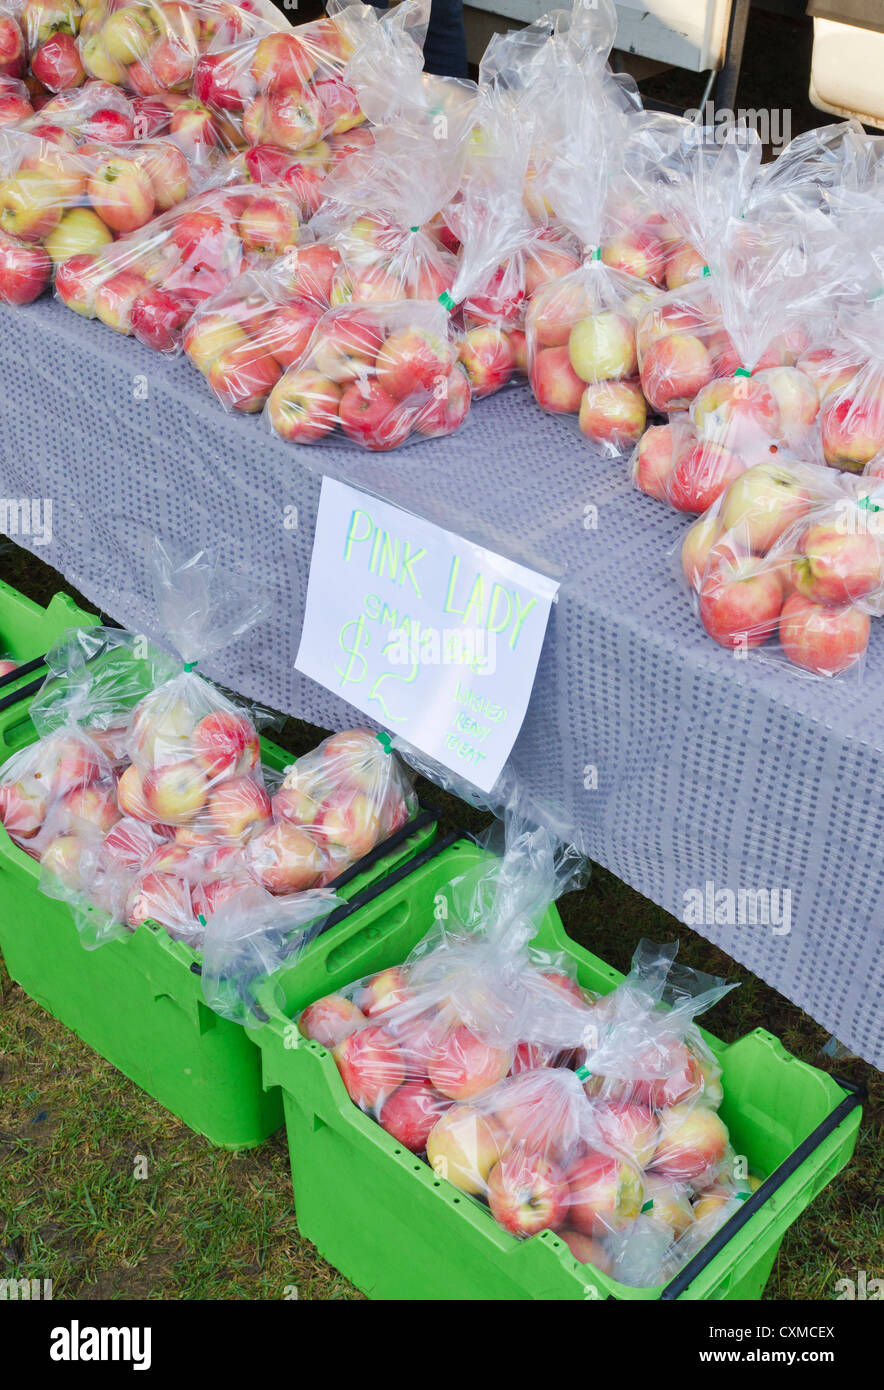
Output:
522,29,654,454
0,70,32,122
688,468,882,677
265,296,471,449
17,77,138,139
53,177,303,349
0,724,121,860
298,817,593,1143
0,3,27,83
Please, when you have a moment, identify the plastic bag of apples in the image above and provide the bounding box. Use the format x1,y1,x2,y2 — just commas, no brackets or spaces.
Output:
631,207,844,514
0,113,210,305
522,10,655,456
53,176,304,350
681,459,883,677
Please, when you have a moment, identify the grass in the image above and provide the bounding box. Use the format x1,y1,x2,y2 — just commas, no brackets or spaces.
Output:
0,543,880,1301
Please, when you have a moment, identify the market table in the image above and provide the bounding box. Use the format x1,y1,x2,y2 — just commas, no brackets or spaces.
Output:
2,297,882,1067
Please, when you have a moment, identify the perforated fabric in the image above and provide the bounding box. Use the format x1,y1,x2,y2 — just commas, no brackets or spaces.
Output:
2,299,882,1065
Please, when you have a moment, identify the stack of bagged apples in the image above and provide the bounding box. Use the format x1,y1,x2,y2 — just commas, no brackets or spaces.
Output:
298,819,752,1288
680,459,884,676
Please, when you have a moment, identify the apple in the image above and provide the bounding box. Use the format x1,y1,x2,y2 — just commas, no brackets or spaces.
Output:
681,513,722,591
0,773,47,839
458,325,515,399
183,310,247,374
0,169,62,242
378,1080,451,1152
169,99,216,150
665,242,706,291
313,310,383,382
719,462,811,553
94,269,152,333
138,140,189,211
650,1104,728,1181
266,88,322,154
192,710,259,778
820,391,884,472
691,1190,733,1224
245,820,324,893
667,441,745,515
41,832,87,889
205,774,270,841
426,1104,505,1194
0,233,51,304
426,1025,512,1101
569,312,636,383
0,16,25,79
116,762,155,820
487,1151,569,1237
699,557,783,649
102,816,165,871
779,593,870,677
375,328,454,401
149,35,195,90
633,422,679,501
32,31,84,90
358,967,410,1018
640,334,713,412
81,35,130,85
313,790,381,860
693,374,781,448
87,156,155,233
103,7,155,64
642,1174,694,1236
338,380,411,451
578,380,646,451
566,1152,644,1236
45,208,113,268
83,106,136,145
332,1024,405,1110
131,285,195,352
415,365,470,438
523,242,581,297
796,346,860,400
58,782,120,835
237,194,299,256
194,51,251,112
602,229,665,286
299,992,366,1049
558,1228,614,1272
126,869,195,932
756,366,819,438
591,1101,658,1169
142,759,209,823
791,524,883,605
208,338,281,412
250,31,316,91
277,241,340,304
627,1039,705,1110
267,367,341,442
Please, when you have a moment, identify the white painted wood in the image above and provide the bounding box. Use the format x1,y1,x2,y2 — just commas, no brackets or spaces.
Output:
810,17,884,130
464,0,732,72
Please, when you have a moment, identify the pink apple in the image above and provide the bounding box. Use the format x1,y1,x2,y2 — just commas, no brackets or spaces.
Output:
796,346,860,399
266,88,322,153
523,242,581,297
87,156,156,233
633,422,680,501
578,380,646,451
262,298,322,370
94,269,153,333
569,312,636,382
642,1174,694,1236
592,1101,659,1169
820,391,884,472
278,240,340,304
379,1080,451,1152
640,333,713,412
650,1104,728,1181
357,967,410,1018
665,241,706,291
0,774,47,840
266,367,341,442
566,1152,644,1236
559,1228,614,1272
426,1104,505,1194
237,193,299,256
0,232,51,305
667,441,745,514
756,366,819,439
250,31,316,91
779,593,870,676
338,380,411,451
699,557,783,649
192,711,259,778
375,328,454,401
102,816,165,871
245,820,324,892
427,1025,512,1101
0,16,25,79
209,338,282,412
681,513,722,591
32,33,84,91
312,310,383,382
131,285,196,352
126,869,195,932
139,140,190,211
333,1024,405,1110
116,762,154,821
59,782,120,835
693,375,781,447
487,1152,569,1236
415,365,470,437
299,992,366,1049
601,229,665,286
41,832,87,889
719,462,811,553
183,310,247,374
791,524,883,605
142,759,209,823
206,775,270,841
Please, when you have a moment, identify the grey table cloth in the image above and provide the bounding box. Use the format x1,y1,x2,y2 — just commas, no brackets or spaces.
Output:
1,298,882,1065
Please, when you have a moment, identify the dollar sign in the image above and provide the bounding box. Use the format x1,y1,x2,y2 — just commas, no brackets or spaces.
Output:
336,617,370,687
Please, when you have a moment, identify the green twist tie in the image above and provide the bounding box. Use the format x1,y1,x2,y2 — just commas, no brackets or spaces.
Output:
438,290,456,311
733,367,752,378
641,1200,654,1213
590,246,602,261
183,661,198,672
197,913,207,928
574,1064,591,1082
701,265,711,276
735,1190,752,1201
376,731,393,754
858,493,883,513
409,226,419,233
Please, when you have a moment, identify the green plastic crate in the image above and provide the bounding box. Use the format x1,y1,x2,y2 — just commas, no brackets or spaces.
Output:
0,730,437,1150
257,837,863,1301
0,582,99,752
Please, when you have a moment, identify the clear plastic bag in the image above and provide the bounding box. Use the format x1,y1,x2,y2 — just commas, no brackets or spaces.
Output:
264,296,470,449
53,177,304,349
0,69,31,123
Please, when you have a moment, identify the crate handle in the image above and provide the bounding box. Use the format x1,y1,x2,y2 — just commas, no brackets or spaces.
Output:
0,654,45,690
321,806,439,895
657,1074,865,1301
0,673,44,713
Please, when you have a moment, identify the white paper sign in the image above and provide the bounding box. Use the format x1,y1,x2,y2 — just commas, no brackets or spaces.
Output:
295,479,559,794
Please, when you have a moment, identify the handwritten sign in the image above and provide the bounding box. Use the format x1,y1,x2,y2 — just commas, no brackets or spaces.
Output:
295,479,558,794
